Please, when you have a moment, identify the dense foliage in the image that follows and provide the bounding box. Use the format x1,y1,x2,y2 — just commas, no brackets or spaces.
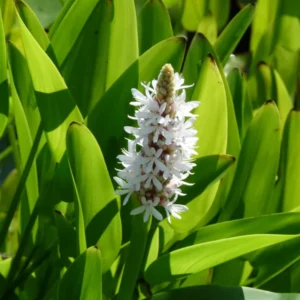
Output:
0,0,300,299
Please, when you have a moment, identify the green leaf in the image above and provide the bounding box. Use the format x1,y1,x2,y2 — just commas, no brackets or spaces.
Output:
8,65,39,239
270,0,300,94
139,36,186,84
148,286,300,300
145,234,299,286
208,0,230,31
22,0,62,28
280,109,300,211
227,68,253,140
214,3,255,65
219,101,280,220
0,7,8,137
61,1,113,117
54,210,76,265
66,123,121,272
0,258,11,279
179,212,300,247
58,246,102,300
169,155,235,231
250,0,279,53
50,0,98,65
257,62,292,126
196,13,217,44
17,0,50,50
253,237,300,288
182,33,213,100
118,212,151,300
181,0,208,32
17,12,83,162
138,0,173,54
48,0,76,38
8,40,41,143
193,54,227,157
173,54,227,231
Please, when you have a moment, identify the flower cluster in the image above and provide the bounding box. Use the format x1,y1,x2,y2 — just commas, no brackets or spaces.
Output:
114,64,200,223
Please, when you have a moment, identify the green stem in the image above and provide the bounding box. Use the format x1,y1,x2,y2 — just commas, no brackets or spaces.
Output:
7,123,21,171
5,198,41,285
0,144,14,161
2,242,56,299
118,210,152,300
0,123,43,249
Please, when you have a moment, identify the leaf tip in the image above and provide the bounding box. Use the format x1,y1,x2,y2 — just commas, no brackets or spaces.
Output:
265,99,275,105
207,53,216,66
54,210,63,216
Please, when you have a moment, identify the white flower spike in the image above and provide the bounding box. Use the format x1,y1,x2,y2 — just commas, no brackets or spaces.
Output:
114,64,200,222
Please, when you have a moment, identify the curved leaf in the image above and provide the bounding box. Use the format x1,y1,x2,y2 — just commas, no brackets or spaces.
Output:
214,3,255,65
145,234,299,286
58,246,102,300
17,12,83,162
66,123,121,272
0,7,8,137
138,0,173,54
219,101,280,220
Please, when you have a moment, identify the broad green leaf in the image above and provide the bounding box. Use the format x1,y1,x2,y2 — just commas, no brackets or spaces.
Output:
87,61,138,176
208,0,230,31
173,54,227,231
196,13,217,44
270,0,300,94
179,212,300,248
144,228,159,271
17,12,83,162
48,0,76,38
145,234,299,285
58,246,102,300
139,36,186,84
0,8,8,137
17,0,50,50
50,0,99,65
8,41,41,140
182,33,213,100
23,0,62,28
0,258,11,278
138,0,173,54
219,101,280,220
169,155,235,233
253,237,300,288
54,210,76,265
280,110,300,211
66,123,121,272
214,3,255,65
227,68,252,140
193,54,227,157
118,213,151,300
257,62,293,126
0,0,15,35
149,286,300,300
8,65,39,239
250,0,279,53
181,0,208,32
273,69,293,126
102,0,139,91
61,1,113,117
243,287,300,300
62,0,138,116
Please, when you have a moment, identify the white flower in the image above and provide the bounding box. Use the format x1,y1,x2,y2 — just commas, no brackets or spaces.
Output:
162,198,189,223
131,197,163,222
114,64,200,222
